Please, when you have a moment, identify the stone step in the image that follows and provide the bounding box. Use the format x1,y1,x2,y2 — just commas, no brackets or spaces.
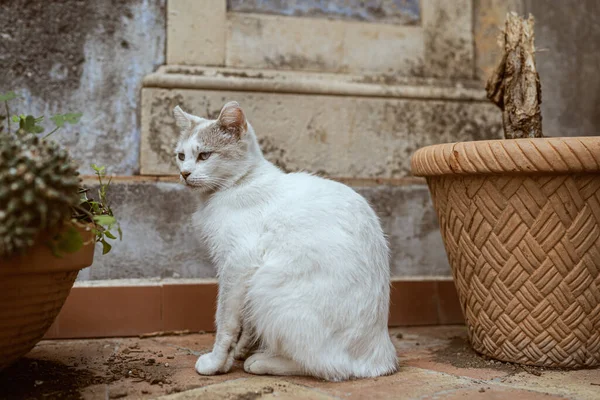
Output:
80,178,450,281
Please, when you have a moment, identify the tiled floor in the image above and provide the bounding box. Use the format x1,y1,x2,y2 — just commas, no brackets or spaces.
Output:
1,326,598,399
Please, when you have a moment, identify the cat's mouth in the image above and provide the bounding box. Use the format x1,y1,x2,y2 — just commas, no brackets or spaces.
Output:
180,175,198,187
182,178,211,192
184,179,201,188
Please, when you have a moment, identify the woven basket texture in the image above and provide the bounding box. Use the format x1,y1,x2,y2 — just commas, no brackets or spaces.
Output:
0,225,94,371
412,138,600,367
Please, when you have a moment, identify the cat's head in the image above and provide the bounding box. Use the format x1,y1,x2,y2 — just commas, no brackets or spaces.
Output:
172,101,260,192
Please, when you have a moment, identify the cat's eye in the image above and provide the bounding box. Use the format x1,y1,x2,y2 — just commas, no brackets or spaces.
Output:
198,152,212,161
177,153,185,161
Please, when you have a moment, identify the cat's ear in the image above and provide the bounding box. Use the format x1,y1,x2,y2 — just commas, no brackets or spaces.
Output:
173,106,196,132
217,101,247,137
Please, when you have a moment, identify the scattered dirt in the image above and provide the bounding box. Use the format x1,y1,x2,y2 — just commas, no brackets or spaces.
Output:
432,336,548,376
104,345,175,387
0,358,104,400
0,340,189,399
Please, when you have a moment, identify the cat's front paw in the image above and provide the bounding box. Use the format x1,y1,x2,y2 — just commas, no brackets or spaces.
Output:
195,352,223,375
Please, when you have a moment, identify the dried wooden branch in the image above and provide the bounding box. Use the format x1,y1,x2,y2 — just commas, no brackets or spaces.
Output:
486,12,543,139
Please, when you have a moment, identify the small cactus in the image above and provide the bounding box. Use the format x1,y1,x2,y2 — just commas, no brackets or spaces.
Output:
0,132,80,256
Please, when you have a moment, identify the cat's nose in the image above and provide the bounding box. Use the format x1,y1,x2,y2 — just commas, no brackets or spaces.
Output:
181,171,191,180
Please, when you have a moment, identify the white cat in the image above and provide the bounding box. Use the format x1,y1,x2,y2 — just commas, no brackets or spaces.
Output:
173,101,397,381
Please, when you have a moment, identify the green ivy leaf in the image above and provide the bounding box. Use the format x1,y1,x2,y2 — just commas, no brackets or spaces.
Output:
91,164,106,174
25,115,35,126
50,113,82,128
50,114,65,128
11,115,19,123
17,115,45,134
64,112,82,124
104,230,117,240
94,214,116,228
117,225,123,240
0,92,18,102
101,239,112,255
23,115,36,132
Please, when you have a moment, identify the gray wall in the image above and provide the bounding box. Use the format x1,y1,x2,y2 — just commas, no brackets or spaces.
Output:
0,0,165,175
525,0,600,137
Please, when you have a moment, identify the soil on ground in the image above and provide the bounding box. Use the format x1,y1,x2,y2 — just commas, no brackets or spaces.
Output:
0,342,185,400
432,336,567,376
0,358,102,400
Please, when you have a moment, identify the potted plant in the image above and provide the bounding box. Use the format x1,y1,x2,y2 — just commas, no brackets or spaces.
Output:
0,91,121,371
411,13,600,368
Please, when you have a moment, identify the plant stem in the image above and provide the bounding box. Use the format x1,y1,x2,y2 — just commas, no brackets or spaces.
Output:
43,126,60,138
96,170,104,188
4,101,10,134
73,204,96,223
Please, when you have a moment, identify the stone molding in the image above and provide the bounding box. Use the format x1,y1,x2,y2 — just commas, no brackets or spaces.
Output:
144,66,488,101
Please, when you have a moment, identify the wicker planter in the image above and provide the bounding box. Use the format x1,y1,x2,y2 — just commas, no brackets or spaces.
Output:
412,137,600,368
0,225,95,371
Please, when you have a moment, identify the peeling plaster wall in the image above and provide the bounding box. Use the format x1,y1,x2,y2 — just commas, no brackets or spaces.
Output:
0,0,166,175
525,0,600,137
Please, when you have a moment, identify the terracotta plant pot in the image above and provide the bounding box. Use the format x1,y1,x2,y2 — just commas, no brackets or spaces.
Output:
411,137,600,368
0,225,95,371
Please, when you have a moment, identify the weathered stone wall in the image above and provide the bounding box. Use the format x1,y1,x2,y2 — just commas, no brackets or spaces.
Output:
3,0,600,282
0,0,166,175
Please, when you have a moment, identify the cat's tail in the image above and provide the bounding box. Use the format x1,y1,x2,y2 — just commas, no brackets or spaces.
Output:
296,329,398,381
349,330,398,379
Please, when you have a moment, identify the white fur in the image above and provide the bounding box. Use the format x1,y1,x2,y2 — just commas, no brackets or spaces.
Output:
173,104,397,381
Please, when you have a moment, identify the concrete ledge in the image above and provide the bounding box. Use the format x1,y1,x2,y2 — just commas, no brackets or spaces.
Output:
44,278,464,339
81,180,451,280
144,66,488,101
